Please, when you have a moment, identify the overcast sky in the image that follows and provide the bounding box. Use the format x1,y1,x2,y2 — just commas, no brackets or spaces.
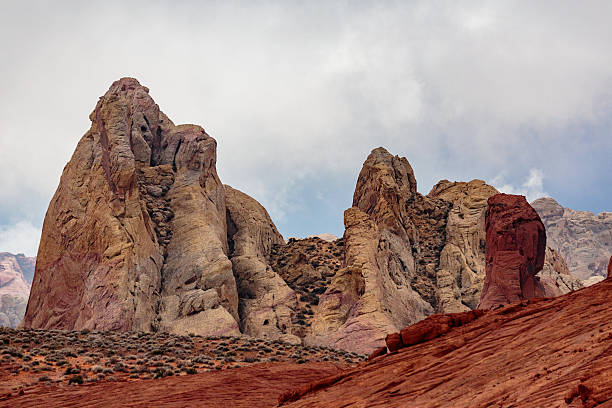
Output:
1,1,611,256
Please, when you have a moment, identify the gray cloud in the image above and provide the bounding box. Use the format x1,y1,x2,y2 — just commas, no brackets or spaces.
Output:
1,1,611,255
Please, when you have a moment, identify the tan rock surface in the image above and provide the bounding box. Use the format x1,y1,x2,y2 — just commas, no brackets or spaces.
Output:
0,253,35,328
532,197,612,281
225,185,299,343
22,78,239,335
311,148,443,353
428,180,498,312
0,253,32,300
538,247,583,296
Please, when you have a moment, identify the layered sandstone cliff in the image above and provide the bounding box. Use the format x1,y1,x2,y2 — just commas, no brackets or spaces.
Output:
532,197,612,281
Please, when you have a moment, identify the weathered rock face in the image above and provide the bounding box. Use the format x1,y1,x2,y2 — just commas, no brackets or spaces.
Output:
0,253,33,300
0,294,27,328
310,148,451,353
269,237,343,338
608,256,612,279
23,78,242,335
224,185,299,343
478,194,547,310
537,247,583,296
0,252,34,328
532,197,612,281
428,180,498,312
305,149,579,352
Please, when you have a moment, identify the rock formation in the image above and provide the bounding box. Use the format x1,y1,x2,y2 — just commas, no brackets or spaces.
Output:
225,185,299,343
428,180,498,312
538,247,583,296
20,80,585,348
280,279,612,408
309,148,445,353
478,194,547,310
0,253,33,300
22,78,283,338
532,197,612,281
269,237,343,338
303,148,580,352
608,255,612,279
0,253,34,328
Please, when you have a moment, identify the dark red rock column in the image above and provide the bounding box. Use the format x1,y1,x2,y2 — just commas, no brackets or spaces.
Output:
478,194,547,310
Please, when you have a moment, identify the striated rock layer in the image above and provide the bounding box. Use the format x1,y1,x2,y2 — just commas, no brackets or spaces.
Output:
21,78,288,339
532,197,612,281
478,194,546,309
281,279,612,408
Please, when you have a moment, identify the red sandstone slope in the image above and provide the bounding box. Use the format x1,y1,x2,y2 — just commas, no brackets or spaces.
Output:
282,280,612,408
3,362,341,408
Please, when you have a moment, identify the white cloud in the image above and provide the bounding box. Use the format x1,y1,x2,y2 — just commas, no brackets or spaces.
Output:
0,2,611,243
0,221,41,257
493,169,548,203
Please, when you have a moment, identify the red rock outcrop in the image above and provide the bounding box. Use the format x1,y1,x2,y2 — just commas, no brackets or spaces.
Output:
281,279,612,407
607,255,611,279
5,362,342,408
478,194,547,309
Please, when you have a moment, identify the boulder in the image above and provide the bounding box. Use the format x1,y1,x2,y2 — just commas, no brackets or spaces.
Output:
478,194,547,309
385,332,403,353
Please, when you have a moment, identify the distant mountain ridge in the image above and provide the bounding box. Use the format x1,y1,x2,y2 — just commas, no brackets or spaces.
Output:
532,197,612,282
0,252,35,327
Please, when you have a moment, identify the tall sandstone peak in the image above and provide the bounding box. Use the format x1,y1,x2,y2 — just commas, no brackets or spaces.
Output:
532,197,612,281
478,194,547,310
309,149,497,352
22,78,292,338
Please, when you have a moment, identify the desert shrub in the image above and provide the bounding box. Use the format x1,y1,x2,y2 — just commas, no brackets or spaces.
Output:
38,375,50,382
68,375,83,385
92,365,104,373
64,366,81,375
186,368,197,375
